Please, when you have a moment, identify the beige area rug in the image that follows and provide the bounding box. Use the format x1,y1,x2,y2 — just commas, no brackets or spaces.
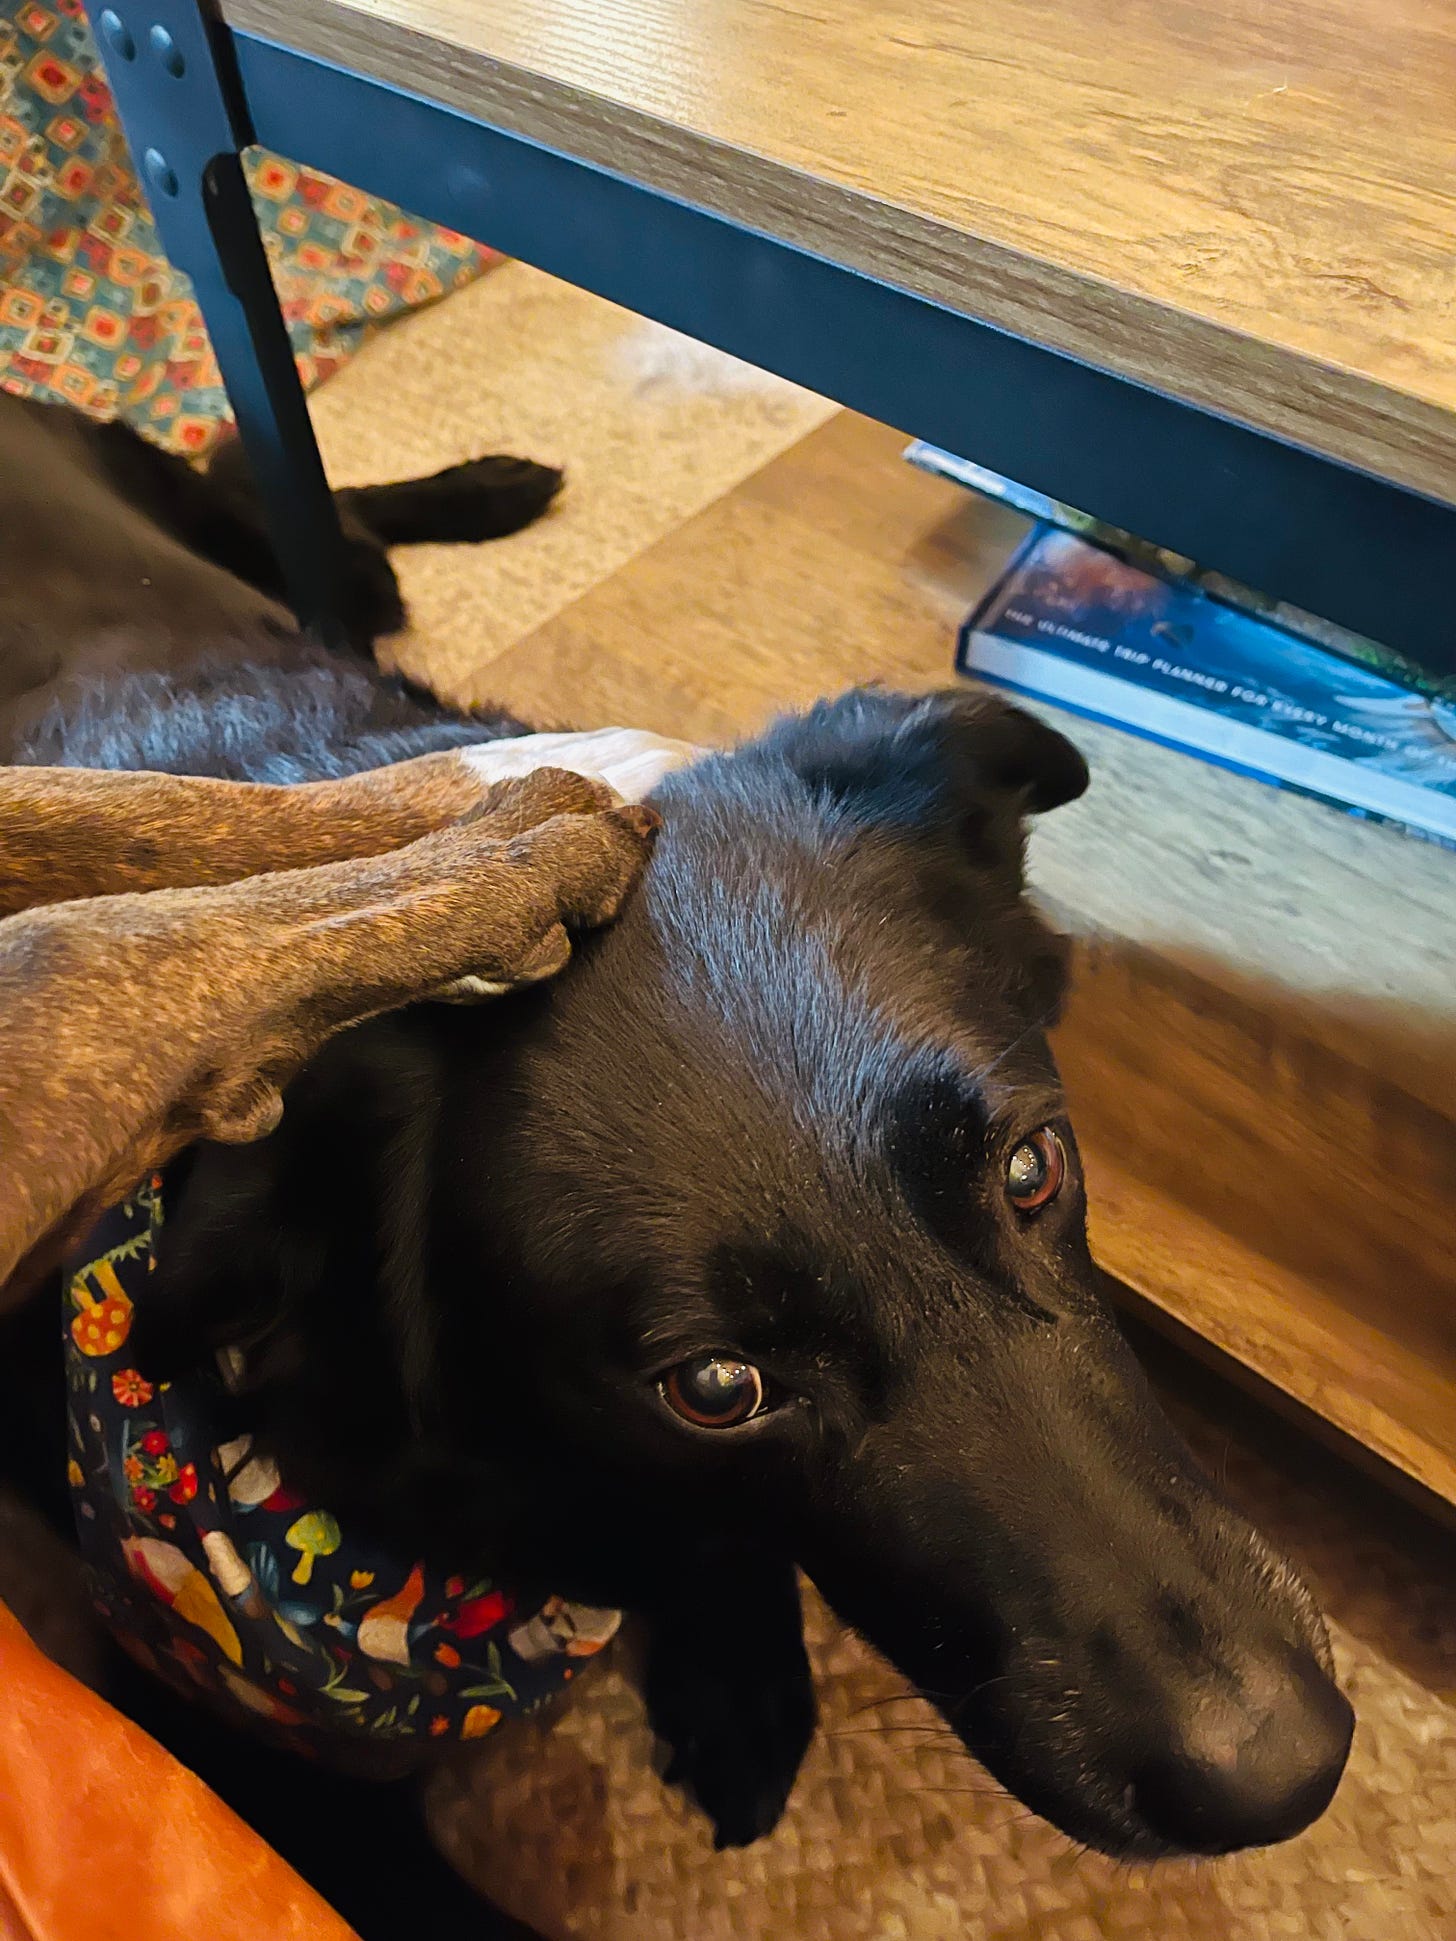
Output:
306,261,837,700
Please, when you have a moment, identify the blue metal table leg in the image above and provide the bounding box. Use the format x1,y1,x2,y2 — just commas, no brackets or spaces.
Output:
85,3,350,646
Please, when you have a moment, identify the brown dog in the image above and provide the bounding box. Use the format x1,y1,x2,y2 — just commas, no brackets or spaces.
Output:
0,755,657,1299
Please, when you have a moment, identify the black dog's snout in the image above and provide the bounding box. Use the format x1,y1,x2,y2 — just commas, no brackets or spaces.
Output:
1130,1646,1353,1854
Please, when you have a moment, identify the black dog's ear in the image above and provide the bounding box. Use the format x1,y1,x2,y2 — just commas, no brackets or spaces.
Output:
143,1019,450,1442
938,688,1089,815
758,686,1088,844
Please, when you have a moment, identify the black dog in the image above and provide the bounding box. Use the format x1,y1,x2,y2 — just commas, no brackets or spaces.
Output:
0,394,1351,1925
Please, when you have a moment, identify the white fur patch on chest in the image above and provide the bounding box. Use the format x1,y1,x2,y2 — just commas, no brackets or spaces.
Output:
459,727,703,804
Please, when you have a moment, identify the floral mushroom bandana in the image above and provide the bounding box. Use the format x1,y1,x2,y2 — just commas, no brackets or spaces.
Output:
64,1179,619,1760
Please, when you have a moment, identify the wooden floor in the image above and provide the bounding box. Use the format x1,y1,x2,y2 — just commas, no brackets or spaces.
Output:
474,410,1456,1519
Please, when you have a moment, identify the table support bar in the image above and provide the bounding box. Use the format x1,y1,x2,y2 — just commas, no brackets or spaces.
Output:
88,2,352,647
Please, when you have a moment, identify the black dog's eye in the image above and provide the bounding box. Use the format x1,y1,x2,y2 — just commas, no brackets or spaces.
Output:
660,1355,766,1429
1005,1128,1066,1214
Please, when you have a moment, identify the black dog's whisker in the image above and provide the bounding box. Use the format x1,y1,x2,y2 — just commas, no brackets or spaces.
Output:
828,1723,967,1743
842,1688,950,1719
963,1002,1060,1092
943,1670,1021,1723
896,1784,1038,1821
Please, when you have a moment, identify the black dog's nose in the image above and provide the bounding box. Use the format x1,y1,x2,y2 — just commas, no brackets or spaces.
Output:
1133,1650,1353,1854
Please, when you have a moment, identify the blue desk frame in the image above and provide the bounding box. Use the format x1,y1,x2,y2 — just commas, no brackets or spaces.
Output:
89,1,1456,675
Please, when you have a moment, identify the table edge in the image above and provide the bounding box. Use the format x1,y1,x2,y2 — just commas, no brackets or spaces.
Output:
223,0,1456,506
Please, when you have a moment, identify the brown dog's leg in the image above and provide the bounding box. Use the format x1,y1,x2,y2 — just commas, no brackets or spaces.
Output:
0,753,515,915
0,769,655,1296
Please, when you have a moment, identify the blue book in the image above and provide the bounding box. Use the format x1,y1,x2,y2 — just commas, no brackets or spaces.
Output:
959,525,1456,850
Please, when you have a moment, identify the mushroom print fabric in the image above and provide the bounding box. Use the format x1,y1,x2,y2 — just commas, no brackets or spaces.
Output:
64,1183,619,1760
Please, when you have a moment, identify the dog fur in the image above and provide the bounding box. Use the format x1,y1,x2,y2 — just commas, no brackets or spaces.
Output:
0,394,1352,1934
0,758,655,1295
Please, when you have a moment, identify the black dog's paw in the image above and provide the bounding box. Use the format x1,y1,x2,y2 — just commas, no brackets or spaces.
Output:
644,1592,817,1849
342,454,565,553
659,1674,817,1849
412,454,565,542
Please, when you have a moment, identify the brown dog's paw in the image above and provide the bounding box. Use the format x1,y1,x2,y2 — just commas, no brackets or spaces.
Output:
458,764,618,835
505,802,660,929
195,1073,287,1145
432,802,658,1002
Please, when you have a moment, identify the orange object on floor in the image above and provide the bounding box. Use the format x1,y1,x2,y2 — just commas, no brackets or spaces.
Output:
0,1601,358,1941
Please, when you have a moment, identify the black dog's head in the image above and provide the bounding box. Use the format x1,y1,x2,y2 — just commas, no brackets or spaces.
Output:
428,687,1350,1856
161,687,1350,1859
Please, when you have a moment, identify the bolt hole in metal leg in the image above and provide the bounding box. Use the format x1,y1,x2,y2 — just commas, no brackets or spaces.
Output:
149,25,187,78
95,9,136,60
96,11,187,77
142,148,180,199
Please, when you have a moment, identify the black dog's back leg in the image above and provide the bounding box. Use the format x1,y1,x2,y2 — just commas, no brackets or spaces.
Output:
339,454,564,547
208,437,564,552
197,435,405,644
202,444,564,644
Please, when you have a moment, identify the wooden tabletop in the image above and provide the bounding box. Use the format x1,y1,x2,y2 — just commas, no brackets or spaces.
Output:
227,0,1456,504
